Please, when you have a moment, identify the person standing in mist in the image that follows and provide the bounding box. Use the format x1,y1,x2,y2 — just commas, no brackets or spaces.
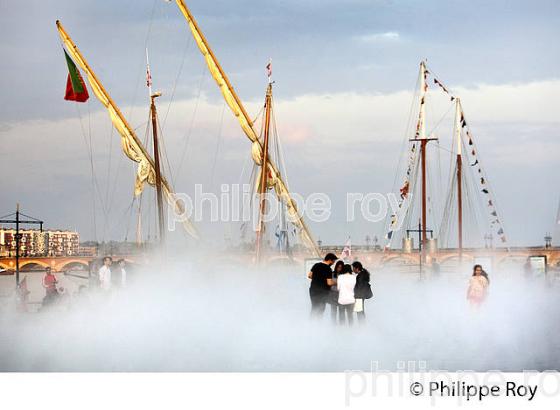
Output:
329,260,344,323
308,253,338,318
352,261,372,323
98,256,112,291
336,264,356,326
466,264,489,308
41,267,58,306
117,259,127,288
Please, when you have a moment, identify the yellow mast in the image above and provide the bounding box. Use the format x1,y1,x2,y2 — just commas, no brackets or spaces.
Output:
174,0,320,257
255,83,273,263
56,20,198,239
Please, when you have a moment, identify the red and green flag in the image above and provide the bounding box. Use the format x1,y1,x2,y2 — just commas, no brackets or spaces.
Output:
63,49,89,102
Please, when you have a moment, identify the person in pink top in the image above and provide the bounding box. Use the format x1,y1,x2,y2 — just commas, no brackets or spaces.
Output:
467,264,490,308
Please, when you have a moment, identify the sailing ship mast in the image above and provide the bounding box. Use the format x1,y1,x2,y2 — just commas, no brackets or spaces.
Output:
389,61,508,253
174,0,320,257
56,20,198,240
453,97,463,260
146,50,166,244
255,83,273,263
409,61,437,260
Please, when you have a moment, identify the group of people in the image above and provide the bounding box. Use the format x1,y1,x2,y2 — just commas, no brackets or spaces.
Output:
40,256,127,308
308,253,373,325
97,256,127,291
309,253,492,322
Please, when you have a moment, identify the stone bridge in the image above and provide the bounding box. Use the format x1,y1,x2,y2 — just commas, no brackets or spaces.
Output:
297,246,560,271
0,255,138,273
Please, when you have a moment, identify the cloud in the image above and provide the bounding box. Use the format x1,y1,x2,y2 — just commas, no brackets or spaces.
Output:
1,79,558,245
355,31,400,43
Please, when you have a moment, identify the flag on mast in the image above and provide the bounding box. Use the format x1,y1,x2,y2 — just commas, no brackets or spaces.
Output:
63,49,89,102
146,48,153,94
146,63,152,88
266,59,272,81
341,236,352,260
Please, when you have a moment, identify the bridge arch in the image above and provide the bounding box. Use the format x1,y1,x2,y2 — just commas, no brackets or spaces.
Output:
57,260,90,272
20,261,50,270
380,254,418,267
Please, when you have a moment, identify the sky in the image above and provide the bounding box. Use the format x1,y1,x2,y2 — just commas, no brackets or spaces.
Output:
0,0,559,247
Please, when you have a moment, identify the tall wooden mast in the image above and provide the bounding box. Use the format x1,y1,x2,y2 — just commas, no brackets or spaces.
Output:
409,61,436,260
56,20,198,239
255,83,273,263
454,98,463,260
146,50,165,244
174,1,320,257
150,92,166,244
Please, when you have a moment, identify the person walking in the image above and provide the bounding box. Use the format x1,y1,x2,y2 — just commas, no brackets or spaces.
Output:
337,264,356,326
307,253,338,319
466,264,489,309
98,256,113,291
352,261,372,323
117,259,127,288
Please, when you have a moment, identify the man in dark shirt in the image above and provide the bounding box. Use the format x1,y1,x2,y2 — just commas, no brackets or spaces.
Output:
307,253,338,318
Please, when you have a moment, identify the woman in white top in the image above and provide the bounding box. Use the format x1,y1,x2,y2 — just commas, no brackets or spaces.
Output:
337,264,356,325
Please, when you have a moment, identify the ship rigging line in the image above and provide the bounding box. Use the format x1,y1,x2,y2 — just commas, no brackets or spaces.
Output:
103,125,115,222
175,64,208,181
158,109,179,192
162,34,193,133
74,103,104,242
383,73,420,238
127,0,158,122
210,102,226,188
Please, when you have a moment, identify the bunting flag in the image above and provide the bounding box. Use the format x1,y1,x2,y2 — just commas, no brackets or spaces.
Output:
433,76,456,101
385,141,417,248
63,49,89,102
146,64,152,88
266,60,272,79
461,107,507,245
399,181,410,199
433,78,449,93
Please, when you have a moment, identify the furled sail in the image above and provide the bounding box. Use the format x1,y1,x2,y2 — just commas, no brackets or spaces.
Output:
174,1,319,256
56,20,198,239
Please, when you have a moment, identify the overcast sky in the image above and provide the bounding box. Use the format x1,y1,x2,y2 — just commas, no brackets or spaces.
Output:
0,0,559,248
